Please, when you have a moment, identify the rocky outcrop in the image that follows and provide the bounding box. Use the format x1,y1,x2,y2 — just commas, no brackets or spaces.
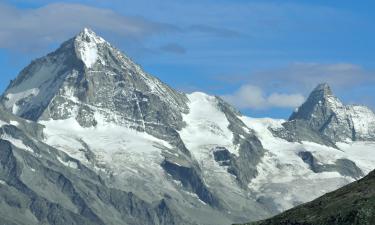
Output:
297,151,363,179
161,159,220,207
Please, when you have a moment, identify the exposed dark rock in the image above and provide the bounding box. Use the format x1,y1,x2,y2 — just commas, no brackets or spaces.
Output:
297,151,363,179
271,120,337,148
161,159,220,207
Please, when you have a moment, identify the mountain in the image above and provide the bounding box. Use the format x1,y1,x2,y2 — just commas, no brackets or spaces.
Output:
238,169,375,225
272,83,375,145
0,28,374,225
0,28,268,225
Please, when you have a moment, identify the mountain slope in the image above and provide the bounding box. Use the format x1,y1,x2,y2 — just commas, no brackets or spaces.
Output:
239,169,375,225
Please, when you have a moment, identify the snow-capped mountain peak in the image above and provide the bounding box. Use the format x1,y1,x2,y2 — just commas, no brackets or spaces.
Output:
311,83,333,97
75,27,106,44
1,28,189,127
74,27,106,68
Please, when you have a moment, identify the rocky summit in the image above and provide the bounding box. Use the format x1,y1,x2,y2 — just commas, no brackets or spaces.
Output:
0,28,374,225
291,83,375,142
272,83,375,145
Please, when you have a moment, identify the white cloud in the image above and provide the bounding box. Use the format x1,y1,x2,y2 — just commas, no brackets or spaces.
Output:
222,84,305,110
267,93,305,108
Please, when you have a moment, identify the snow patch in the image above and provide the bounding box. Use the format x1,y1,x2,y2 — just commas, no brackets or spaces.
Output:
10,121,19,126
57,156,78,169
76,41,98,68
0,134,34,153
74,28,106,68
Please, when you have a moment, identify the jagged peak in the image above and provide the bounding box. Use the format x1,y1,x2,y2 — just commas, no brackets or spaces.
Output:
302,83,339,107
289,83,340,121
74,27,106,45
73,27,107,68
310,83,333,97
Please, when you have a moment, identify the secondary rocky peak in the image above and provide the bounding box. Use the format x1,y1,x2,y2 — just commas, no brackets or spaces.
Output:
289,83,339,122
305,83,335,106
310,83,333,98
283,83,375,143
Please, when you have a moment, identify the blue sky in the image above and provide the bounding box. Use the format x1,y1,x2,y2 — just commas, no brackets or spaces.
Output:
0,0,374,118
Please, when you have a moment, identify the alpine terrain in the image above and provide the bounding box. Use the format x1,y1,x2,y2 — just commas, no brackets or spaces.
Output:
0,28,374,225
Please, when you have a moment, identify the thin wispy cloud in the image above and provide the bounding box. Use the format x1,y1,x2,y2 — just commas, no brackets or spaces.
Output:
159,43,187,54
218,63,375,93
187,24,243,38
0,2,243,52
254,63,375,92
0,3,179,51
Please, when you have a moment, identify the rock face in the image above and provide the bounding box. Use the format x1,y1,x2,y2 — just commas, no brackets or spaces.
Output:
273,83,375,145
297,151,363,179
240,169,375,225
